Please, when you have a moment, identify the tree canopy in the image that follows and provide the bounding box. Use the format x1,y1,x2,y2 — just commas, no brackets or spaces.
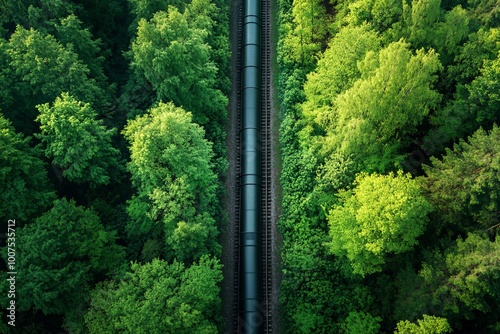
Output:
36,93,122,187
423,125,500,231
131,5,226,125
85,256,222,333
325,40,442,172
0,113,55,222
328,171,432,276
16,198,125,315
0,0,229,331
123,102,219,262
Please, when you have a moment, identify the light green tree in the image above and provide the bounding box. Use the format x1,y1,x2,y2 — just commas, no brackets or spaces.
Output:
301,24,380,130
328,171,432,276
36,93,122,187
341,311,382,334
395,315,452,334
326,40,441,172
283,0,328,67
123,102,220,262
401,0,441,48
85,256,222,333
343,0,403,33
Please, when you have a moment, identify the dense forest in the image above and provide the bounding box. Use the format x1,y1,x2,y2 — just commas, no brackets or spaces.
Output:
1,0,500,332
0,0,229,332
277,0,500,332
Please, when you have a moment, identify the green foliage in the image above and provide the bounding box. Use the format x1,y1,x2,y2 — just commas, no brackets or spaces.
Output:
422,125,500,230
467,0,500,28
131,5,226,125
419,233,500,317
128,0,184,27
395,315,452,333
123,102,220,262
425,49,500,153
301,24,380,131
328,171,432,276
341,311,382,334
15,198,125,315
344,0,403,33
447,27,500,86
0,0,76,29
36,93,122,187
311,152,358,220
85,256,222,333
401,0,442,46
0,38,15,115
0,0,229,332
277,0,500,329
7,25,104,108
55,14,108,85
385,0,469,65
0,113,55,222
326,40,442,172
281,228,374,333
432,5,469,64
283,0,328,67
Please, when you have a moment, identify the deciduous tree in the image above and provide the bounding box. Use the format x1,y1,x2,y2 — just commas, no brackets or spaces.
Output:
85,256,222,333
326,40,441,172
16,198,125,315
395,315,452,334
36,93,122,187
131,7,226,125
301,24,380,130
123,102,219,262
328,171,432,276
0,113,55,222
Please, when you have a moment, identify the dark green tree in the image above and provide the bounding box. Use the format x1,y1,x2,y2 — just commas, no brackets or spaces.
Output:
422,125,500,231
0,113,55,223
467,0,500,28
425,51,500,153
0,0,76,29
131,6,226,125
54,14,108,85
5,25,107,129
446,27,500,87
16,198,125,315
427,233,500,315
